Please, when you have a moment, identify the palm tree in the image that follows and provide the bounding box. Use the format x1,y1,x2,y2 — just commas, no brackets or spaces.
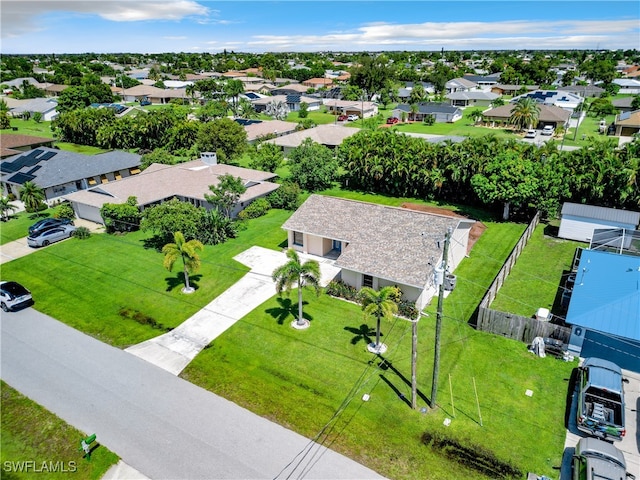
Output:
272,249,321,328
358,286,399,354
162,231,204,294
19,181,46,213
0,196,18,221
509,97,540,132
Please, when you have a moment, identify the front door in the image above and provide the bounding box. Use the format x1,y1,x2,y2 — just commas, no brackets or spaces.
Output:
332,239,341,252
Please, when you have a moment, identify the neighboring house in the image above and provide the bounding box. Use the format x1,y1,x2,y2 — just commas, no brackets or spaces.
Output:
446,91,499,108
40,83,69,97
323,99,378,118
557,85,605,98
566,249,640,373
491,84,539,96
301,78,333,89
444,77,477,93
270,84,311,96
63,157,279,223
7,98,59,121
392,102,463,123
0,147,141,203
558,202,640,243
251,94,322,113
240,119,298,143
282,195,475,310
613,110,640,137
481,103,571,129
462,73,501,89
397,82,436,101
611,97,636,112
119,85,192,104
0,133,55,158
612,79,640,94
263,124,360,154
510,90,584,113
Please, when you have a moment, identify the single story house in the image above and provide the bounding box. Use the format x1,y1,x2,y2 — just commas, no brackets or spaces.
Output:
1,147,141,203
566,249,640,373
613,110,640,137
557,85,605,98
251,94,322,113
263,124,360,155
558,202,640,243
240,119,298,143
445,77,477,93
611,97,635,112
446,91,499,108
269,84,310,96
323,99,378,118
612,79,640,95
481,103,570,129
63,158,280,223
301,78,333,89
491,84,539,96
7,98,59,121
282,195,475,310
396,82,436,101
462,74,501,89
0,133,55,158
392,103,463,123
510,90,584,113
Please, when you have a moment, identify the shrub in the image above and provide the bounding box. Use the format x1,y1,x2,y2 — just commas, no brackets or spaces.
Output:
73,226,91,239
118,307,169,331
325,280,358,302
54,202,75,221
238,198,270,220
398,300,419,320
267,182,301,210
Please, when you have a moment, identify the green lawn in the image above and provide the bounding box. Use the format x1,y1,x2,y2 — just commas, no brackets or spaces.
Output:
182,218,573,480
489,224,584,317
1,381,119,480
2,119,54,138
1,208,61,245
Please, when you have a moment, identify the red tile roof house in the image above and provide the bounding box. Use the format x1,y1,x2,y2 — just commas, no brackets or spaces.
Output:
282,195,475,310
63,157,280,224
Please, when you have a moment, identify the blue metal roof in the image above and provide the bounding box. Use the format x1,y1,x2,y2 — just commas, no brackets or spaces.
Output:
567,249,640,341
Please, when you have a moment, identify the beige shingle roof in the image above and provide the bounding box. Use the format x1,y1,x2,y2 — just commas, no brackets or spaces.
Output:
64,160,279,209
244,120,298,141
282,195,468,288
264,124,360,149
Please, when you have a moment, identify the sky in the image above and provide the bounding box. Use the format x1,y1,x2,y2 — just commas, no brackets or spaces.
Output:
1,0,639,54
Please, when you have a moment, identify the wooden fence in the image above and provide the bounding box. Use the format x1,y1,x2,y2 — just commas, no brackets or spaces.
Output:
476,307,571,344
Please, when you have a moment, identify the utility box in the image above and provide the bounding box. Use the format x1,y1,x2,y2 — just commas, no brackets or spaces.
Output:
444,274,457,291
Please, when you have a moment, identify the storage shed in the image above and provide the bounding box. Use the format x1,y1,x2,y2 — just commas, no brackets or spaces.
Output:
558,203,640,243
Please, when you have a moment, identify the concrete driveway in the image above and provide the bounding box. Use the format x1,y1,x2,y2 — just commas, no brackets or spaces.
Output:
561,366,639,479
126,246,341,375
0,219,104,265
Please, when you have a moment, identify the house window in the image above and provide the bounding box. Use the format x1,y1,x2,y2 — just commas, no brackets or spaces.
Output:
129,167,141,175
100,174,108,184
115,172,122,181
88,178,97,186
363,274,373,288
293,231,303,246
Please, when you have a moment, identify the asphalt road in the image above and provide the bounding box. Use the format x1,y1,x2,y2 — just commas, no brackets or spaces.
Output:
1,308,384,480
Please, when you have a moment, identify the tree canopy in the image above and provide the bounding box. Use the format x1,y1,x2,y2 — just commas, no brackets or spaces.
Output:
288,138,340,192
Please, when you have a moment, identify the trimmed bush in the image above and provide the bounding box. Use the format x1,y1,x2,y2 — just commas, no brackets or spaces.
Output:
238,198,271,220
325,280,358,302
267,182,301,210
73,226,91,239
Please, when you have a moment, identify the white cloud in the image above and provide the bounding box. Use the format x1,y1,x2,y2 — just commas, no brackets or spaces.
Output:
1,0,209,38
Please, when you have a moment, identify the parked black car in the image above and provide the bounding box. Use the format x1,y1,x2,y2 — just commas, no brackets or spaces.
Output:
28,218,73,236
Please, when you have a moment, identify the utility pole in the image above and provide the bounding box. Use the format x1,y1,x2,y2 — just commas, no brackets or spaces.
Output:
431,226,452,408
411,315,418,409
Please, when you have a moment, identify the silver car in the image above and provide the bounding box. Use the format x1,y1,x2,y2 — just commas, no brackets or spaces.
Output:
27,224,77,247
0,281,33,312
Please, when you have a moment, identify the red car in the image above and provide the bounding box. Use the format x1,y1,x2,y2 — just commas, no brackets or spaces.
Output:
386,117,399,124
337,114,348,121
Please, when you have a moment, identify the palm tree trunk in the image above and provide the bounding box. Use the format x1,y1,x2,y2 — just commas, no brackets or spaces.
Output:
297,280,304,325
183,265,191,290
502,202,510,221
375,315,381,347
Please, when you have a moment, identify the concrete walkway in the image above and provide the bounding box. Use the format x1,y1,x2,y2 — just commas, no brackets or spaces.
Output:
126,246,340,375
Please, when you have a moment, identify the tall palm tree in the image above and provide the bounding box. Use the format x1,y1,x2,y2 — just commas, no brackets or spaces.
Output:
0,196,18,221
19,181,45,213
358,286,399,354
272,249,321,328
162,231,204,293
509,97,540,131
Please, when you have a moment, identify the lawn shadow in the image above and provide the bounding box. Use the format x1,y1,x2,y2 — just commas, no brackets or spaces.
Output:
375,356,430,408
278,238,288,249
564,366,579,430
29,211,51,220
344,323,376,345
165,273,202,292
265,297,311,325
142,234,168,251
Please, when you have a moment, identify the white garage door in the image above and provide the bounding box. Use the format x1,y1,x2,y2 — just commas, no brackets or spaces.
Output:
74,202,104,224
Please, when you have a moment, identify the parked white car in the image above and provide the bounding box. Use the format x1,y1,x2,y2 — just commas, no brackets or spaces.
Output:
525,129,536,139
347,114,359,121
541,125,554,136
0,281,33,312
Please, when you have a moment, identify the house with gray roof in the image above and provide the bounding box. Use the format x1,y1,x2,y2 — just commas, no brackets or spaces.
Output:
511,90,584,113
282,195,475,309
8,98,59,121
445,77,477,93
63,157,280,224
446,91,499,108
1,147,141,204
558,202,640,243
392,103,462,123
251,94,321,113
557,85,604,98
482,103,570,129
